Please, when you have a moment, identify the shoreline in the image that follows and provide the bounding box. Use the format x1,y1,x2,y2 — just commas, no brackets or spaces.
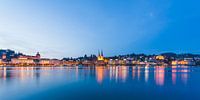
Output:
0,64,198,67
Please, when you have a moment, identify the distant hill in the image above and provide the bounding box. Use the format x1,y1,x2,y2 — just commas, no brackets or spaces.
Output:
161,52,177,57
0,49,18,61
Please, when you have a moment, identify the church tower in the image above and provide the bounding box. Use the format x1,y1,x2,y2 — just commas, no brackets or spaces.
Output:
36,52,41,59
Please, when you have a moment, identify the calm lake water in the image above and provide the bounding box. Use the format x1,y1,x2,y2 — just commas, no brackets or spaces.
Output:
0,66,200,100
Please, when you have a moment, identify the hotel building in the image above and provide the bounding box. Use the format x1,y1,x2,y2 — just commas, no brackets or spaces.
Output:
11,52,41,66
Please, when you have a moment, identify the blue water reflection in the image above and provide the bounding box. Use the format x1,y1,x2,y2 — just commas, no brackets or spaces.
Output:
0,66,200,100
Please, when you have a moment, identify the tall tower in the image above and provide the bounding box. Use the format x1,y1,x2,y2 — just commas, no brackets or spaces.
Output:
98,50,100,56
101,50,103,56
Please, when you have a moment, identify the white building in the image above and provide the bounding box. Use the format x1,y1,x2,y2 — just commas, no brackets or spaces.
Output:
39,59,50,65
11,58,35,65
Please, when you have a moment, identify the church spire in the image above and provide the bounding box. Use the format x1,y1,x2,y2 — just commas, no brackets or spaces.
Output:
98,50,100,56
101,50,103,56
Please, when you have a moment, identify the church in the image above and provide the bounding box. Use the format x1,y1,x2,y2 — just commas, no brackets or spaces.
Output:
97,50,104,61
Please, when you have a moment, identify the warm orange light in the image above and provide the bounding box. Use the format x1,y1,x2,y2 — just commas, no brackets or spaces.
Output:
155,66,165,86
97,55,104,61
96,67,104,84
156,55,165,60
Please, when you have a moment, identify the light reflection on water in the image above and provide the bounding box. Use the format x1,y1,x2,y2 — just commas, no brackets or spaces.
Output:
0,66,199,100
0,66,192,85
94,66,191,86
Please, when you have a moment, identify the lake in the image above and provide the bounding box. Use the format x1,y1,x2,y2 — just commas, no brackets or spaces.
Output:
0,66,200,100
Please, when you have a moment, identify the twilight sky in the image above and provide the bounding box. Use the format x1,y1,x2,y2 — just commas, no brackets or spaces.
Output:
0,0,200,58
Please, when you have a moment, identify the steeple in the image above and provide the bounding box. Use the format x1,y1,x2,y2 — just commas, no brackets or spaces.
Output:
98,50,100,56
101,50,103,56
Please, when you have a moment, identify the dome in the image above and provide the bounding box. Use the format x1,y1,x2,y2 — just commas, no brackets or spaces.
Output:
36,52,41,58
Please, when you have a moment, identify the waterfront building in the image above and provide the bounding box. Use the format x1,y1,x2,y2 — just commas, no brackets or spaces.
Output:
49,59,62,66
39,59,62,66
10,52,41,66
156,55,165,60
11,57,35,66
108,59,114,65
172,60,196,66
132,60,138,65
119,59,126,65
108,59,132,65
97,50,104,61
0,59,3,66
108,59,119,65
82,60,95,66
39,59,50,66
95,50,107,65
62,60,79,66
194,57,200,60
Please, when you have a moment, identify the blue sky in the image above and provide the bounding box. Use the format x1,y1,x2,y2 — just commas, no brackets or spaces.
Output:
0,0,199,58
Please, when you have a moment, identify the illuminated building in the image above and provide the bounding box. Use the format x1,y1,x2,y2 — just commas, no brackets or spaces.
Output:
179,60,188,65
156,55,165,60
95,50,107,65
108,59,115,65
62,60,79,66
11,52,41,66
97,50,104,61
39,59,62,66
39,59,50,65
82,60,94,66
171,60,195,66
171,61,178,65
49,59,62,66
11,57,34,65
0,59,3,65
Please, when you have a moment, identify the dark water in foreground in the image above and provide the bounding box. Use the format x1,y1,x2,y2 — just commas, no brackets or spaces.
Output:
0,66,200,100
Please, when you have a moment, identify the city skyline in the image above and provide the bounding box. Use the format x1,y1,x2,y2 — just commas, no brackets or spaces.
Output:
0,48,200,67
0,0,200,58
